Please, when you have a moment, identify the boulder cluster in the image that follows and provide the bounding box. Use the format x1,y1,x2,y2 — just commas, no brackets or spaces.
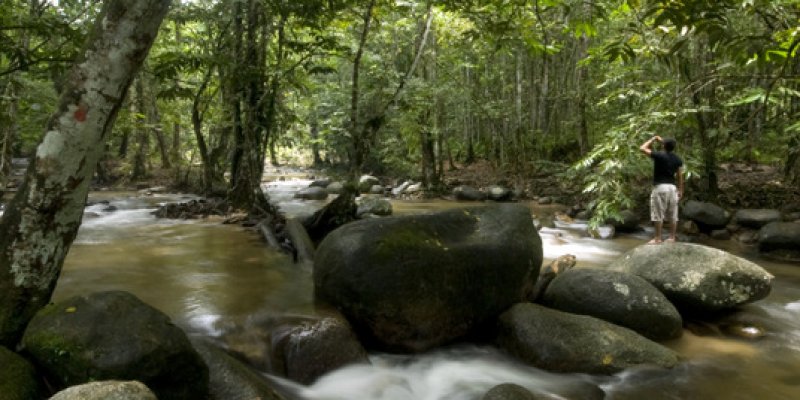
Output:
0,201,776,400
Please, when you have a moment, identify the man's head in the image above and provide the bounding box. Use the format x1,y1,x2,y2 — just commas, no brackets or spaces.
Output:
663,137,677,152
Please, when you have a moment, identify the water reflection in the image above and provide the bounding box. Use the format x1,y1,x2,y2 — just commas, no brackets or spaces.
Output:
56,193,315,336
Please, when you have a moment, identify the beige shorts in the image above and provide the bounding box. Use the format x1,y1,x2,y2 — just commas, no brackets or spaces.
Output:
650,184,679,222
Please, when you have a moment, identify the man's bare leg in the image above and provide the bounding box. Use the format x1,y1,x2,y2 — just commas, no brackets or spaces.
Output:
666,220,677,242
648,221,663,244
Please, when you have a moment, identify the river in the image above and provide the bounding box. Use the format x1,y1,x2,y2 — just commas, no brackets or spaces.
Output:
47,180,800,400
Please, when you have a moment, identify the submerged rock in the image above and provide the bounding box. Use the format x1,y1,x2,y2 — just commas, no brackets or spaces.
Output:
192,339,287,400
610,243,773,314
281,317,369,384
541,268,682,340
314,204,542,352
22,291,209,400
495,303,679,374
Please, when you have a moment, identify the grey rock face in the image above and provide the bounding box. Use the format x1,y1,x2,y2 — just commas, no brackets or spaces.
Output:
610,243,773,314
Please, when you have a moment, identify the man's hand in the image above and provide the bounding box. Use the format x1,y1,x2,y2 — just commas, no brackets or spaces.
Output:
640,135,662,155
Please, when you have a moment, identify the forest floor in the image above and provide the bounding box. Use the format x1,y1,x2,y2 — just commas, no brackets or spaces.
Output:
438,159,800,213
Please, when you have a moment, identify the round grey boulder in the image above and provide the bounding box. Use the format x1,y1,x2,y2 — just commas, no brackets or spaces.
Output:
326,181,344,195
495,303,679,374
610,243,773,314
454,185,487,201
282,317,369,385
314,204,542,352
22,291,208,400
358,175,380,193
0,346,41,400
759,221,800,256
681,200,730,231
49,381,157,400
734,209,782,229
487,186,514,202
357,197,393,218
542,269,682,340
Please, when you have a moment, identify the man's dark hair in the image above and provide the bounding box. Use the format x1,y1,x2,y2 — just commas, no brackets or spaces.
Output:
663,138,677,152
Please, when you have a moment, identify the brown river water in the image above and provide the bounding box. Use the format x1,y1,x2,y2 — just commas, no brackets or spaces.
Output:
39,180,800,400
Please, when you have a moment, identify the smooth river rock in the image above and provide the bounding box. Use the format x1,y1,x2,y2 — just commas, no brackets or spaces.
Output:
314,204,542,352
610,243,773,314
22,291,208,400
542,268,683,340
49,381,157,400
495,303,679,374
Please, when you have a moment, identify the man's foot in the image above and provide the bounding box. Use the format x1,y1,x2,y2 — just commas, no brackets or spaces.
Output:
665,238,677,243
647,239,662,245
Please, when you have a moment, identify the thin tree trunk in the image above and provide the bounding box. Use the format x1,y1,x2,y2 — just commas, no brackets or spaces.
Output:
192,68,214,194
0,0,171,346
349,0,376,178
132,78,149,180
0,81,17,188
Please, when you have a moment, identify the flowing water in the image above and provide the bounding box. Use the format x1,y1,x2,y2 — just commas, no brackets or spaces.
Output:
49,180,800,400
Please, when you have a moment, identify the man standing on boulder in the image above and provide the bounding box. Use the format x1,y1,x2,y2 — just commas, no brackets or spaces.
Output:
640,135,683,244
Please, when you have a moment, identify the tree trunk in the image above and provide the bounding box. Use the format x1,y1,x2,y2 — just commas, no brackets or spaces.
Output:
0,80,17,189
310,121,323,166
132,77,149,180
0,0,171,347
576,34,590,155
349,0,376,179
192,68,214,194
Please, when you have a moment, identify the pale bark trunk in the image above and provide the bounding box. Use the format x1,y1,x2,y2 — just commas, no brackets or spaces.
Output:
0,0,171,346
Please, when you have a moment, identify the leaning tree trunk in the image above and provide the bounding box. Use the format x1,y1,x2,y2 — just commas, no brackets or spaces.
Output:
0,0,171,347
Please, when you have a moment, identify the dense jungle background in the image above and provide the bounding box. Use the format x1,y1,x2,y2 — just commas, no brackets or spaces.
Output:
2,0,799,223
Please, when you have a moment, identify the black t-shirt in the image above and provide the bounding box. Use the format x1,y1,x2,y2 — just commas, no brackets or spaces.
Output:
651,151,683,185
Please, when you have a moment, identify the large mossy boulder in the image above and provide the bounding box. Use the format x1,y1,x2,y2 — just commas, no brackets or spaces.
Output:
542,269,682,340
22,291,208,400
495,303,679,374
610,243,773,314
49,381,157,400
0,345,41,400
314,204,542,352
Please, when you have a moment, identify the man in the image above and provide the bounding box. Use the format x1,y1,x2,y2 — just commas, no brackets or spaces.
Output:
640,135,683,244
